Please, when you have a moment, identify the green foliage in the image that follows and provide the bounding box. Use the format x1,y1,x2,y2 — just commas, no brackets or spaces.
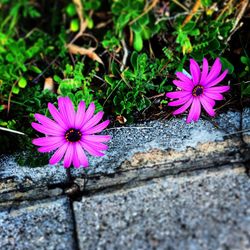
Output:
54,62,103,111
105,51,173,118
111,0,160,51
102,31,121,51
66,0,101,32
0,0,248,156
0,34,44,109
173,13,234,60
240,56,250,96
0,0,40,36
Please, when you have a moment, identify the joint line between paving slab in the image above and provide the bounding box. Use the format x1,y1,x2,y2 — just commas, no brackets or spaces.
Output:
66,167,81,250
69,199,80,250
68,163,248,199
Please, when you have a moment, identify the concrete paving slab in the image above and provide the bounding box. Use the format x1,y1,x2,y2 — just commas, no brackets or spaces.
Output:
0,154,69,196
242,107,250,145
70,111,244,192
71,111,241,175
0,197,76,250
74,164,250,250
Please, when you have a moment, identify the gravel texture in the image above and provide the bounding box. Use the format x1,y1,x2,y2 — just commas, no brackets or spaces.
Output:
0,154,68,194
0,197,76,250
242,107,250,145
71,111,241,176
74,165,250,250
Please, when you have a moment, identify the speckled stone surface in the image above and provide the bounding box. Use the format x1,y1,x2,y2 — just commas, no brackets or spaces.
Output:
74,165,250,250
214,110,241,134
242,108,250,145
70,111,241,177
0,154,68,195
0,197,76,250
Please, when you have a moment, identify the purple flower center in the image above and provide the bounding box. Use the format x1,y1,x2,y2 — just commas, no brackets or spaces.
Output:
65,128,82,142
192,85,204,96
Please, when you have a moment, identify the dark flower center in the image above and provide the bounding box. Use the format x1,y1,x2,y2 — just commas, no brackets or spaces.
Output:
65,129,82,142
192,85,204,96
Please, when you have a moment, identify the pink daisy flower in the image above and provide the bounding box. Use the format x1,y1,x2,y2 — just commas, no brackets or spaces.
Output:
31,97,111,168
166,58,230,123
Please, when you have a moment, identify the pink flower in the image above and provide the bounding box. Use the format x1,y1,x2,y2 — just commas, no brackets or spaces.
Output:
166,58,230,123
32,97,111,168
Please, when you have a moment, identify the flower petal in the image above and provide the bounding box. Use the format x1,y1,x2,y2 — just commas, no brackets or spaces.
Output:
80,141,105,156
204,92,224,100
176,72,195,87
166,91,191,99
83,120,110,135
58,97,72,128
76,143,89,167
200,97,215,117
63,143,74,168
75,101,86,129
172,97,193,115
72,144,80,168
200,95,215,107
82,135,111,143
200,58,209,85
193,99,201,122
205,86,230,93
78,102,95,129
168,95,191,107
48,103,68,130
81,111,104,131
190,59,201,85
205,70,228,88
34,114,64,132
49,143,68,165
186,98,200,123
205,58,222,84
32,136,63,147
64,97,75,128
173,80,193,91
32,122,64,136
38,140,64,153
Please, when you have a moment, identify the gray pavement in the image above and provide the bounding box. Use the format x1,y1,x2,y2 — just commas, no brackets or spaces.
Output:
0,110,249,250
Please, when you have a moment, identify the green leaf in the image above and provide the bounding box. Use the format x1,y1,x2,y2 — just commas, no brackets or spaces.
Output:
165,85,173,91
141,26,152,40
131,22,142,33
138,14,149,26
161,100,168,105
18,77,27,88
137,97,150,111
130,51,138,72
117,14,131,31
75,90,84,102
104,75,115,86
86,16,94,29
66,3,76,17
209,39,220,50
183,21,196,32
0,105,5,111
6,53,15,62
240,56,250,66
242,84,250,96
220,57,234,74
111,61,120,76
133,31,143,52
189,29,200,36
30,65,42,74
54,75,62,83
12,85,20,94
201,0,212,7
70,19,79,32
